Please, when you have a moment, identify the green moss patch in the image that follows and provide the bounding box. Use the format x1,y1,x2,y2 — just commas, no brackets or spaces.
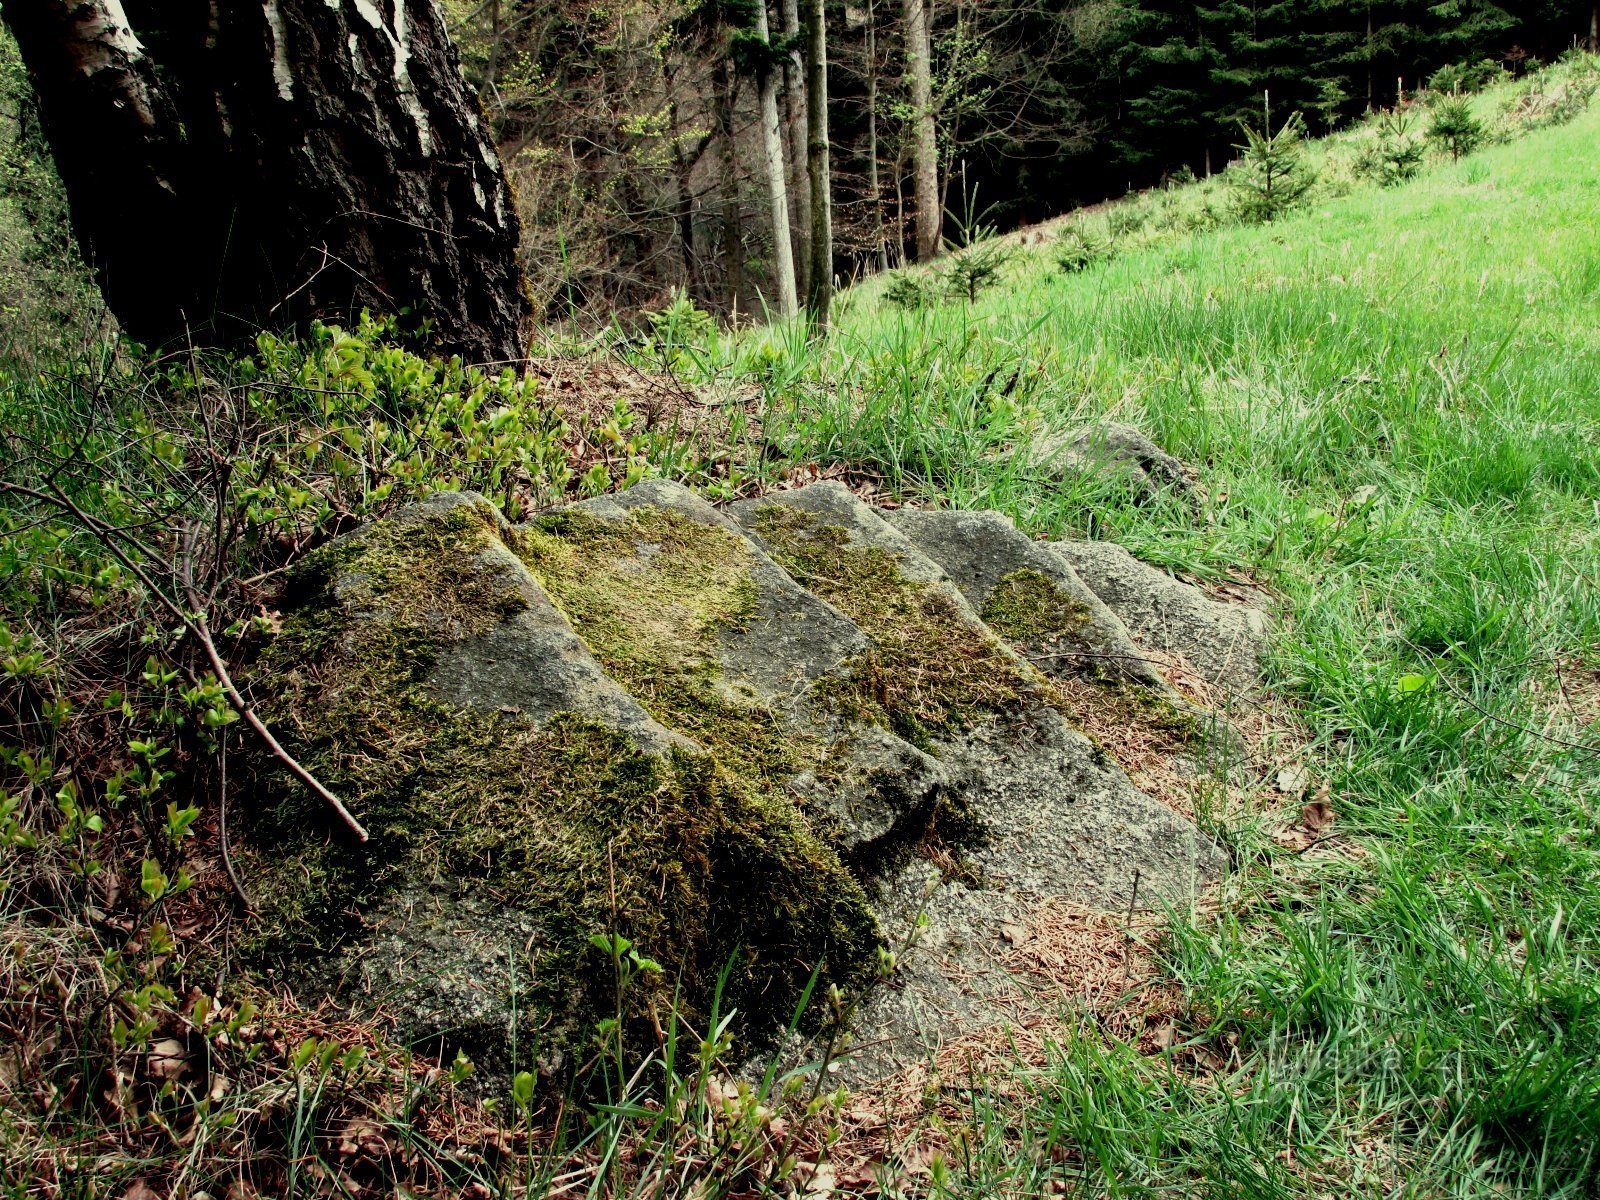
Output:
980,568,1093,644
515,505,803,789
748,504,1038,751
245,497,877,1072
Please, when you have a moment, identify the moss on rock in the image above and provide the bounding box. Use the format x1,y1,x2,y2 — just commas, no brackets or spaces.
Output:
744,503,1036,752
245,493,878,1076
514,504,801,790
980,568,1093,645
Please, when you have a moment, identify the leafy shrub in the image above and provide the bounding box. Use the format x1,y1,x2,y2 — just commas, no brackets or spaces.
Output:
1163,164,1198,189
237,312,574,535
643,288,718,372
883,269,938,311
1106,205,1146,239
1183,200,1230,232
1309,77,1349,132
1427,93,1486,162
1353,109,1426,187
1228,107,1317,224
1502,77,1596,131
944,241,1015,303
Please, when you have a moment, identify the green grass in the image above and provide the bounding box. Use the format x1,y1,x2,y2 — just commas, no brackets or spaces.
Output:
689,78,1600,1196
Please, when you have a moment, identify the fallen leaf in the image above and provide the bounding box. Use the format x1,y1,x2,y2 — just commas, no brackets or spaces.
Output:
145,1038,188,1081
1301,797,1335,833
804,1162,837,1198
1275,765,1310,796
336,1117,388,1158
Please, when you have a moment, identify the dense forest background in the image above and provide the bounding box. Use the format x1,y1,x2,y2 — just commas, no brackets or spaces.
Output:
0,1,1593,335
437,0,1591,323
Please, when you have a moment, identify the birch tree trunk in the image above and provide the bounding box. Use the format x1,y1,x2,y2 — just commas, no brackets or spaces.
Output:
903,0,941,261
780,0,810,298
714,56,746,315
866,0,889,274
1,0,529,363
804,0,832,325
753,1,799,319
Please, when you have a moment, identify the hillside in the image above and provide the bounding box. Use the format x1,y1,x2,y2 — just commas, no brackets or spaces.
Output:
694,62,1600,1193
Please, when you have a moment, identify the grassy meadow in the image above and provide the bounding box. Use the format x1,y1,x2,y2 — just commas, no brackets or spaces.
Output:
712,80,1600,1194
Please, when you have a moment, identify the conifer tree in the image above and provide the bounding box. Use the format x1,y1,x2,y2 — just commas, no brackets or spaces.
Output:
1228,96,1316,223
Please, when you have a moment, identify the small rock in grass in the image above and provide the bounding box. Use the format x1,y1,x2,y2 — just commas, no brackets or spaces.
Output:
1031,421,1198,506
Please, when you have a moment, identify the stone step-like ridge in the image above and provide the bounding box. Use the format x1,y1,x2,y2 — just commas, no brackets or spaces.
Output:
724,483,1227,1076
551,478,951,860
251,482,1258,1084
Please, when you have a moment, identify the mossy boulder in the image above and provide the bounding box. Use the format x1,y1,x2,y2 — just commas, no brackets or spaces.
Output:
245,491,879,1076
244,482,1255,1084
727,485,1229,1077
513,479,951,862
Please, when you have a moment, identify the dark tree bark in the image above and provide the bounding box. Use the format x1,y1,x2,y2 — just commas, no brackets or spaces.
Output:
1,0,529,364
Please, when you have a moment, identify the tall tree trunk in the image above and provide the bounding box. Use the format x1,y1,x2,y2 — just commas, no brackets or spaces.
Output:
866,0,888,274
780,0,810,298
804,0,831,325
753,1,799,318
480,0,503,100
903,0,940,261
2,0,529,363
1365,4,1374,110
1591,4,1598,52
668,100,701,301
714,57,745,316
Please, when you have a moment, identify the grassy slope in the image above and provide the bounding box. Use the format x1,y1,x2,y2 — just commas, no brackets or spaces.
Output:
730,98,1600,1193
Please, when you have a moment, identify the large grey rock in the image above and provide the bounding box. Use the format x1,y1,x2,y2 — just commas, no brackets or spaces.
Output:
727,484,1225,1077
256,483,1242,1088
560,478,949,857
251,490,880,1078
1052,539,1271,698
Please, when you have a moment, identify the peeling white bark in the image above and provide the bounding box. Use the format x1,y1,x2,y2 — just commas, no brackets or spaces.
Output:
263,0,295,101
5,0,529,362
345,0,432,157
93,0,143,58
